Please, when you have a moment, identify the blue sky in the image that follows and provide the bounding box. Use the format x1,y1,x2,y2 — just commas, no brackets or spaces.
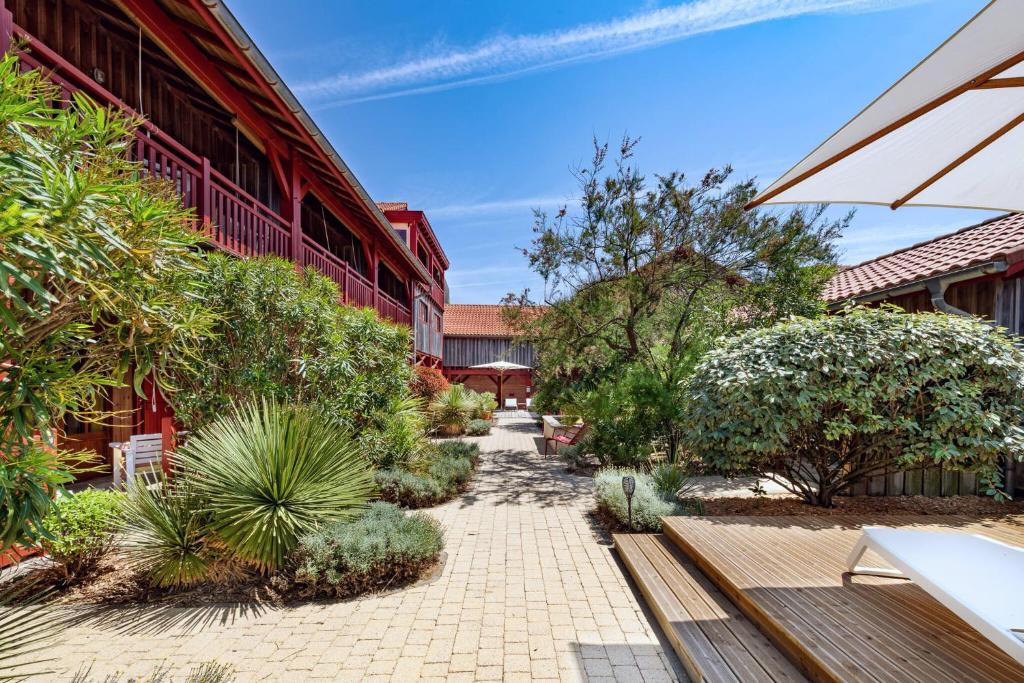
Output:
231,0,993,303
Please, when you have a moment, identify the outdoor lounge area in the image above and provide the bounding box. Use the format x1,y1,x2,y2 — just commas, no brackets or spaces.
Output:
8,0,1024,681
616,516,1024,682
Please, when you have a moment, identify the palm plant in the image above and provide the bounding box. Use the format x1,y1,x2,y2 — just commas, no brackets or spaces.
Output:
121,474,213,588
428,384,475,435
179,401,376,572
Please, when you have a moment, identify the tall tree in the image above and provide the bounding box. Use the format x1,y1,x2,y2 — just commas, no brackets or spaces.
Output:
505,137,849,462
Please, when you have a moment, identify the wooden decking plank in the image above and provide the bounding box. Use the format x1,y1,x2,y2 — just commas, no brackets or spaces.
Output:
662,515,1024,683
796,519,1024,682
690,517,1024,682
633,534,795,682
665,519,892,683
647,535,808,682
614,533,742,682
762,516,1024,680
724,519,971,682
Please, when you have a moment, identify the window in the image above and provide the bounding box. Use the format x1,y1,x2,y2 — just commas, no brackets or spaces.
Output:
420,301,429,322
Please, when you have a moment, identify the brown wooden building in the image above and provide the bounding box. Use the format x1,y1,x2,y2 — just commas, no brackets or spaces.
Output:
825,212,1024,496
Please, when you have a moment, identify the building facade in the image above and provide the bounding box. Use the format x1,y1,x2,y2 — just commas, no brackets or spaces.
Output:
378,203,448,367
442,305,543,408
5,0,444,469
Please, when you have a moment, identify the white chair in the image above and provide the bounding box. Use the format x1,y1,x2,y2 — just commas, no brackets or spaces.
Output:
847,527,1024,665
503,398,518,410
525,398,533,409
111,433,163,488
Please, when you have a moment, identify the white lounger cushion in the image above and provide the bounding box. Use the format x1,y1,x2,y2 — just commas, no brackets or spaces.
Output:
847,527,1024,665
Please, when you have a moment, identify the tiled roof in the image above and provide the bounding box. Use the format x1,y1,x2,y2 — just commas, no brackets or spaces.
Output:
376,201,408,212
443,304,546,337
824,213,1024,302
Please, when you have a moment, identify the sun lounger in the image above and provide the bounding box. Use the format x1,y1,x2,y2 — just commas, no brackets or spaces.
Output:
503,398,518,410
846,527,1024,665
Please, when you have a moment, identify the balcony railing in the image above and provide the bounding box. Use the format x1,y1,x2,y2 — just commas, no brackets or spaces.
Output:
15,25,411,327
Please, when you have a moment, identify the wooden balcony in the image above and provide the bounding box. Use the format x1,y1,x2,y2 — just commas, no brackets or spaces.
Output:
15,26,411,328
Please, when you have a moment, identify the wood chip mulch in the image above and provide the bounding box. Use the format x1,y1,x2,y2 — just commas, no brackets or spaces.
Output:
701,494,1024,518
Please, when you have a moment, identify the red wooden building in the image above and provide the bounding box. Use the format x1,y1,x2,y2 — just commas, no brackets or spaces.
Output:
378,202,448,367
442,305,544,408
3,0,445,467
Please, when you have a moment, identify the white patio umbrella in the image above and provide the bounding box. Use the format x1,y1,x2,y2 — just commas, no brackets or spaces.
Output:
748,0,1024,213
469,361,532,371
469,361,532,409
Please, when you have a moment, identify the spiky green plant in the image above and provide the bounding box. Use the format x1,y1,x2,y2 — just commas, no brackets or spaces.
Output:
121,475,213,588
180,401,377,572
428,384,475,433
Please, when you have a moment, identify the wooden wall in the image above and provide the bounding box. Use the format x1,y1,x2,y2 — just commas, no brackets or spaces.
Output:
443,336,536,368
12,0,280,209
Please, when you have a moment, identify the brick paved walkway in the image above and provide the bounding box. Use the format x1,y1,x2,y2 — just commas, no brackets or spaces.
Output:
48,413,683,681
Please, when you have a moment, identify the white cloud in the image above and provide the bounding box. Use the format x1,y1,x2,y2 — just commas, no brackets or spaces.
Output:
293,0,925,105
429,195,569,219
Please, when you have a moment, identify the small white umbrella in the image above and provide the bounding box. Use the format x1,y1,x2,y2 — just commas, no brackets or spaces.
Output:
469,361,531,408
748,0,1024,213
469,361,532,371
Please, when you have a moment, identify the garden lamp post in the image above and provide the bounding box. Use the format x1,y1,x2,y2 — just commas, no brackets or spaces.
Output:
622,476,636,532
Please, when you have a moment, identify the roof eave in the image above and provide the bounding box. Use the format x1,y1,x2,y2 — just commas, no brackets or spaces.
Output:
825,259,1008,310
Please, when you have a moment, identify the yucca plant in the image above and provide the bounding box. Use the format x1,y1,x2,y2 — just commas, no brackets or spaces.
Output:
428,384,475,436
121,474,213,589
179,401,377,572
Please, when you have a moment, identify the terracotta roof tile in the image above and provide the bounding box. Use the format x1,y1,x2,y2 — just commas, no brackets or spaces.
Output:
376,201,408,212
443,304,546,337
824,213,1024,302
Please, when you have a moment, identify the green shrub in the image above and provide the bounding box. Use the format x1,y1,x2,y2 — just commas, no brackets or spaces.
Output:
375,469,448,508
358,396,429,470
428,454,473,490
465,419,492,436
121,475,213,589
180,401,377,572
291,502,444,598
593,468,688,532
40,489,124,583
684,307,1024,506
165,254,412,433
434,440,481,463
1,446,77,553
375,441,481,508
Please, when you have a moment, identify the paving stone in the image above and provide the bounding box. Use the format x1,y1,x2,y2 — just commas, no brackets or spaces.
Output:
44,415,682,681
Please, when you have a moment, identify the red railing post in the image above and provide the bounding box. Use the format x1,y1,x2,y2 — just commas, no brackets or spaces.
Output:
199,157,212,225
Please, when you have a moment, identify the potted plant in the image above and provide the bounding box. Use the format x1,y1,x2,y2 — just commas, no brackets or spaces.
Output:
429,384,474,436
476,391,498,420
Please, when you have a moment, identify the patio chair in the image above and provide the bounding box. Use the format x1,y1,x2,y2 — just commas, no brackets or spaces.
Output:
111,433,163,489
544,424,586,457
846,527,1024,665
503,398,518,410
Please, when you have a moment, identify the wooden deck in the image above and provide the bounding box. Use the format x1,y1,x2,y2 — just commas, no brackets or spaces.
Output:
615,533,808,682
649,515,1024,683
